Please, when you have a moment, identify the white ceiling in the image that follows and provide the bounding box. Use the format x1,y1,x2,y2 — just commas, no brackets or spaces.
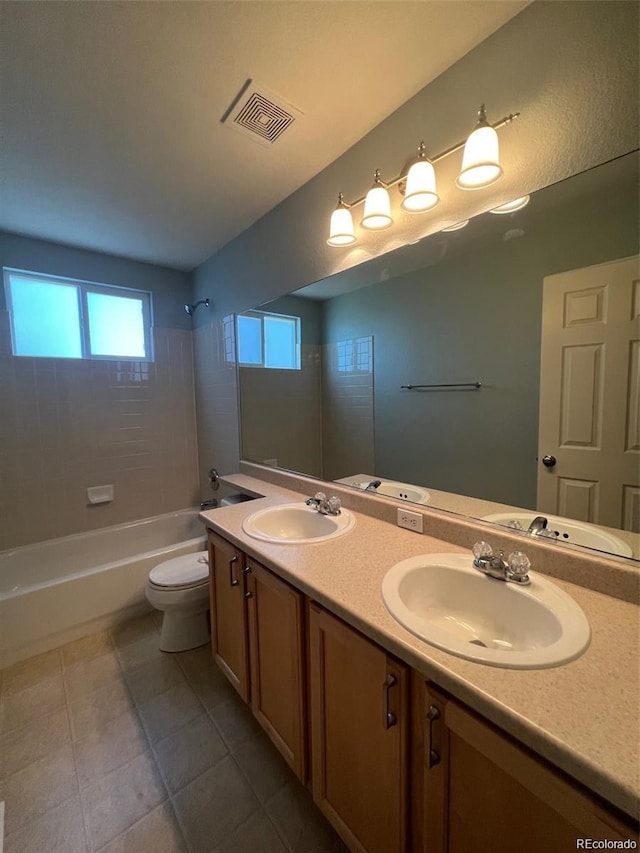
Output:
0,1,529,270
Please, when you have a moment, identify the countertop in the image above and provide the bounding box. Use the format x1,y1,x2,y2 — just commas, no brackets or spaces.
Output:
200,475,640,821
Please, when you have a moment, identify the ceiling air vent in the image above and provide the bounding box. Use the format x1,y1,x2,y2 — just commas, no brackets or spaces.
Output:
222,80,303,147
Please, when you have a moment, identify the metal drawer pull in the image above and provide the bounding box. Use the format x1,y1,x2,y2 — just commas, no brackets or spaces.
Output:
426,705,441,768
245,590,253,599
229,555,239,587
242,565,251,574
383,673,398,729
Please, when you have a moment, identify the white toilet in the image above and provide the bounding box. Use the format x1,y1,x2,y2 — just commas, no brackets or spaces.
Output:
145,551,210,652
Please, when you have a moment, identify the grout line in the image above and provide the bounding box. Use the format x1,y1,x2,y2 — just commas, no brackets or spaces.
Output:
0,800,4,853
61,654,92,853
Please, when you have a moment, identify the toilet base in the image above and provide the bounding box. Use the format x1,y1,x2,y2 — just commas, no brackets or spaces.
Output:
159,609,210,653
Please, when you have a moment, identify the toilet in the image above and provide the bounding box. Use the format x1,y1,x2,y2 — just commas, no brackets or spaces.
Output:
145,551,210,652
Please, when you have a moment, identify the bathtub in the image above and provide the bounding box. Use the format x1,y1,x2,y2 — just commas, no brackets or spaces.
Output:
0,509,206,667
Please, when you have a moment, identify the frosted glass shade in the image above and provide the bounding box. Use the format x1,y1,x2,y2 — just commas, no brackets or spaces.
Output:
361,186,393,230
490,195,530,214
401,160,439,213
327,205,356,246
442,220,469,232
456,125,503,190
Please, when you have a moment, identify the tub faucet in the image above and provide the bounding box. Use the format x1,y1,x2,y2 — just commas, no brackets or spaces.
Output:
200,498,218,510
527,515,548,536
364,480,382,492
305,492,342,516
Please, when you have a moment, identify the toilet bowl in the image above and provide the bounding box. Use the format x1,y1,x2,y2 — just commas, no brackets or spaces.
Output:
145,551,210,652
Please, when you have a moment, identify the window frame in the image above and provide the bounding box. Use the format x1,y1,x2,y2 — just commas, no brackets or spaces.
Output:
3,267,154,361
236,309,301,371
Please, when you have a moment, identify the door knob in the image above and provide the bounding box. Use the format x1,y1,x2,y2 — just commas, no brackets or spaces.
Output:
542,455,557,468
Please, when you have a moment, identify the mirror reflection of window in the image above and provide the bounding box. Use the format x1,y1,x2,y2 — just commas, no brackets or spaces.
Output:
237,310,301,370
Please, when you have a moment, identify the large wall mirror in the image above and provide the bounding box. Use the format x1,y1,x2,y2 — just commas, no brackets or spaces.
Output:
238,151,640,563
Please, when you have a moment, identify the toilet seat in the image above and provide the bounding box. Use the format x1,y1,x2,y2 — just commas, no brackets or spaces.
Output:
149,552,209,590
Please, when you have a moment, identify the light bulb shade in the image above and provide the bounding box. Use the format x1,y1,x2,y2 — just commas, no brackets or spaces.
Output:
361,185,392,230
456,125,503,190
489,195,530,214
442,220,469,232
327,205,356,246
401,160,439,213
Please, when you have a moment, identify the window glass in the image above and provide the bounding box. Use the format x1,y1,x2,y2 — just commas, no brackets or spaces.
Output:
8,275,82,358
237,315,262,364
264,315,297,368
87,291,146,357
237,311,300,370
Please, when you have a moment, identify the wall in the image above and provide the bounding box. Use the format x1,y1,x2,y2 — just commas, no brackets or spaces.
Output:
0,231,198,549
191,1,640,487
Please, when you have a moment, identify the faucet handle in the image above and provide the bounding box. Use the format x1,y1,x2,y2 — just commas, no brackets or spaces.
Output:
327,496,341,514
508,551,531,581
314,492,327,502
472,541,493,559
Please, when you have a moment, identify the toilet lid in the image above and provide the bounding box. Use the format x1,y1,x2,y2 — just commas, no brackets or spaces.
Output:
149,552,209,588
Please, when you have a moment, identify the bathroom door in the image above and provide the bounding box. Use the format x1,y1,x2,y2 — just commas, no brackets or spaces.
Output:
537,255,640,530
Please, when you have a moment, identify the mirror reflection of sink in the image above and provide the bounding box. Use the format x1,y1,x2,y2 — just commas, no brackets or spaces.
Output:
337,474,430,504
242,503,356,544
382,553,590,669
482,512,633,558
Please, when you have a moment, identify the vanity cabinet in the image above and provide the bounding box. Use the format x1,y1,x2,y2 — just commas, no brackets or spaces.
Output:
308,602,409,853
420,683,638,853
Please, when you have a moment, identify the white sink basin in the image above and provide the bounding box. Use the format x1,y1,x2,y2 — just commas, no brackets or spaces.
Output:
242,503,356,544
482,512,633,558
337,474,430,504
382,553,590,669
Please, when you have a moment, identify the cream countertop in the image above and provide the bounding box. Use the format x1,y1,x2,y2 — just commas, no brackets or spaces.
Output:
200,476,640,821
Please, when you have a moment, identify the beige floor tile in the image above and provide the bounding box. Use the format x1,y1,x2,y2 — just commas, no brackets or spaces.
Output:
209,691,260,752
185,662,234,710
266,782,349,853
110,614,157,648
0,674,67,733
172,756,260,853
81,750,166,852
61,631,113,668
173,644,213,680
1,649,62,696
0,707,71,781
74,708,149,786
1,743,78,836
124,655,185,706
63,651,123,704
68,679,135,742
4,794,87,853
154,713,227,794
138,682,203,744
211,809,287,853
98,802,186,853
115,633,167,672
234,732,295,804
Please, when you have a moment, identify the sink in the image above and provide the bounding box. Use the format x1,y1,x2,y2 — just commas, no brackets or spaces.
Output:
482,512,633,558
381,553,590,669
242,503,356,544
337,474,430,504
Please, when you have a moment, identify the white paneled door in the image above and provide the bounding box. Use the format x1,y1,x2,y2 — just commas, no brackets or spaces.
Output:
538,256,640,532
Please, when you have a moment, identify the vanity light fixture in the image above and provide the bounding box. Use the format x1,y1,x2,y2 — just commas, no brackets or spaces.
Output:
328,104,519,246
489,195,531,214
441,220,469,232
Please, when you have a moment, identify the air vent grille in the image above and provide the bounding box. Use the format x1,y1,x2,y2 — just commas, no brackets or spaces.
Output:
222,80,303,147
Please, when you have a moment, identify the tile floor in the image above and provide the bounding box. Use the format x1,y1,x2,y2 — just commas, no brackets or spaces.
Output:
0,613,348,853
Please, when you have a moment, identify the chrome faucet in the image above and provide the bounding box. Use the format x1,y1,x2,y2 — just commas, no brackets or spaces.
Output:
364,480,381,492
527,515,548,536
305,492,342,516
472,542,531,585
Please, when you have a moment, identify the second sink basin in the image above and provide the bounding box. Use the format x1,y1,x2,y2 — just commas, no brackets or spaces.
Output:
242,503,356,544
382,553,590,669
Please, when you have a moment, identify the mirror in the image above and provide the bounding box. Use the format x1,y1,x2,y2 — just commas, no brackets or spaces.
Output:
239,151,640,562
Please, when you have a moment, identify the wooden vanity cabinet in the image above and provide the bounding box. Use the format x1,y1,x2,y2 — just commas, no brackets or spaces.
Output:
420,683,638,853
308,602,410,853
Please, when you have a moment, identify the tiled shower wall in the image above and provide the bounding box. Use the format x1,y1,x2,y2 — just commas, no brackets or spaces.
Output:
0,311,199,550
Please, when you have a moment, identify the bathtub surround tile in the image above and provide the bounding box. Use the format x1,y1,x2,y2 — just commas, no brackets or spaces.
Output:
211,809,288,853
61,631,113,668
172,756,260,853
63,651,123,704
208,691,260,752
80,750,166,852
0,674,67,733
124,656,185,706
153,713,227,794
67,679,135,742
1,743,78,836
138,682,203,744
233,732,293,805
1,649,62,696
0,707,71,781
74,709,149,786
97,803,186,853
265,782,349,853
3,794,88,853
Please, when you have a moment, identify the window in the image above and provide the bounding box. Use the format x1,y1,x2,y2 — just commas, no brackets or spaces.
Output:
237,310,300,370
3,269,153,360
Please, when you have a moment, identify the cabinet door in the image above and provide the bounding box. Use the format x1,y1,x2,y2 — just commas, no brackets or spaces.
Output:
246,558,307,781
422,684,639,853
207,530,250,701
309,602,409,853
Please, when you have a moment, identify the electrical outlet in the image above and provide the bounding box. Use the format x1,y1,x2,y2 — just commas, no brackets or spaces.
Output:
397,507,424,533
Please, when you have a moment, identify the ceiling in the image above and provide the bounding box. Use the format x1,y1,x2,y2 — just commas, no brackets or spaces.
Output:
0,1,529,271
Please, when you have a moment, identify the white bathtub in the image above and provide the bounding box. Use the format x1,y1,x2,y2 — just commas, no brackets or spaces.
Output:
0,509,206,667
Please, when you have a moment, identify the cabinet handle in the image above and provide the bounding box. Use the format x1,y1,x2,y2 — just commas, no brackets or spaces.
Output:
242,565,251,574
426,705,441,768
229,555,239,587
383,673,398,729
245,590,253,599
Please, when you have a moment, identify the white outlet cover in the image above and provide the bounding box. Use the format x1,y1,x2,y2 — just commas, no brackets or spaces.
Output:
397,508,424,534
